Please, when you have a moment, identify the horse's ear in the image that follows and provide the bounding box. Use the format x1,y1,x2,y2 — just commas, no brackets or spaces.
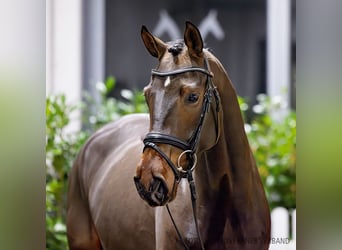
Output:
184,21,203,58
141,25,167,59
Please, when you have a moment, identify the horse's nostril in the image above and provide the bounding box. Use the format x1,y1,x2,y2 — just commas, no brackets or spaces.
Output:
150,177,168,205
153,177,168,193
133,175,169,206
155,192,164,200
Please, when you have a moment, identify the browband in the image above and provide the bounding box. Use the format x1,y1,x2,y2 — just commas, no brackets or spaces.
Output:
151,67,213,77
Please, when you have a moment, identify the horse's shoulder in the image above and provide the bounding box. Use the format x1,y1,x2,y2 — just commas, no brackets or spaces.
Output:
97,113,149,134
86,113,149,145
75,113,149,168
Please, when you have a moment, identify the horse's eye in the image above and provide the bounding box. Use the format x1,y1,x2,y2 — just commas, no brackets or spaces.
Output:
187,93,199,103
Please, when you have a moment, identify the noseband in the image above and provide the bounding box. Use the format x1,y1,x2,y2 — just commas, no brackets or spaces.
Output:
142,57,221,250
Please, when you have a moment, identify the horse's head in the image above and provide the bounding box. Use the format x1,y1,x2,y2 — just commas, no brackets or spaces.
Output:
134,22,221,207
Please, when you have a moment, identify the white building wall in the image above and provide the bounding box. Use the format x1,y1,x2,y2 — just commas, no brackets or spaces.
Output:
267,0,291,119
46,0,83,131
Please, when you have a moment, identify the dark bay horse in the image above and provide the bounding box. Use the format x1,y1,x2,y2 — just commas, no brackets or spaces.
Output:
67,21,270,250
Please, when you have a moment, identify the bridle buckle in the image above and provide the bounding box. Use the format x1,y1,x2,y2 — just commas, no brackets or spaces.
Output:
177,150,198,174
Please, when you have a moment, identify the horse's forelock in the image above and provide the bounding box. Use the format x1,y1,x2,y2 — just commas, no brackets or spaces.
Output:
167,40,184,56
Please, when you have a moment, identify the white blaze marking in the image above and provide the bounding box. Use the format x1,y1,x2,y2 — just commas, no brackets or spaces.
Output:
164,76,171,87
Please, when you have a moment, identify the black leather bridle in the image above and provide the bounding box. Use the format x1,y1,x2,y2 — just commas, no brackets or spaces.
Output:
144,58,220,180
142,57,221,250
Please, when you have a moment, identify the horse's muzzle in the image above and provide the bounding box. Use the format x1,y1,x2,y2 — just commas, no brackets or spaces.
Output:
134,176,169,207
133,176,169,207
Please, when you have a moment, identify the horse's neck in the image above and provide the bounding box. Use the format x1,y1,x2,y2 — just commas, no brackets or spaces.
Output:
206,52,256,181
194,52,260,221
191,138,234,245
188,53,270,245
195,136,232,195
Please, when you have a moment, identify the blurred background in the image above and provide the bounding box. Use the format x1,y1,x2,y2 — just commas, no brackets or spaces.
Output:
46,0,296,249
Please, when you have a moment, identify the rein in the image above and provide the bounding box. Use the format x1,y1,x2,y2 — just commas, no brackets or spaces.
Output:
142,58,220,250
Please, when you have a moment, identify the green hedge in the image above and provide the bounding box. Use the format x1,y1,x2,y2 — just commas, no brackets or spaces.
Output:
240,94,296,210
46,78,295,249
